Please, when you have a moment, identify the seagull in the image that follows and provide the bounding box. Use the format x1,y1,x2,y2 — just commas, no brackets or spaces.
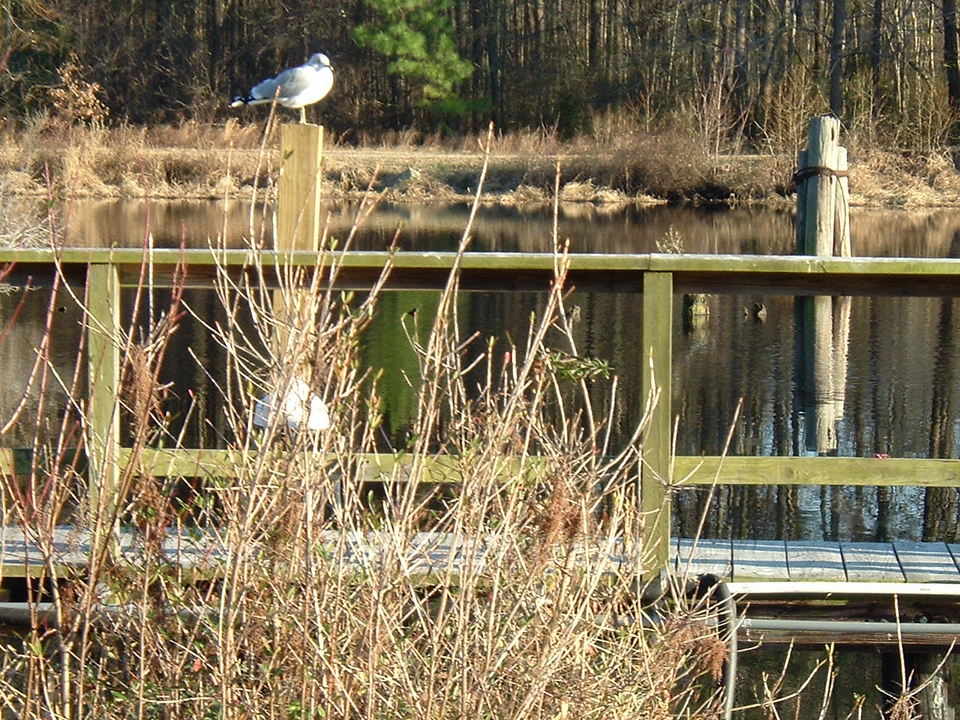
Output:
230,53,333,124
253,377,331,432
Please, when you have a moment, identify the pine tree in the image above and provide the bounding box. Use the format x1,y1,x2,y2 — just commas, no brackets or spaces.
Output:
353,0,473,111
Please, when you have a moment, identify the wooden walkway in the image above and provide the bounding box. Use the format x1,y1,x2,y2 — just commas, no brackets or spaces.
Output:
676,538,960,583
6,529,960,646
4,528,960,586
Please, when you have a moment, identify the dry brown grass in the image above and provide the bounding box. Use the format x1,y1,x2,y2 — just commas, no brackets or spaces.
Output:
3,115,958,206
0,118,788,205
0,183,56,246
848,148,960,207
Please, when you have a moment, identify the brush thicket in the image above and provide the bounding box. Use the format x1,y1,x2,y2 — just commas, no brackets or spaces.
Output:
0,224,737,720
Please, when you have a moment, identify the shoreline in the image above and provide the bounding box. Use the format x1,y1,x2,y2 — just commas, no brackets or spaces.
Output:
3,125,960,208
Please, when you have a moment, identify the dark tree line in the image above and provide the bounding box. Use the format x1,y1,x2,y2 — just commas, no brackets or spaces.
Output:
4,0,960,147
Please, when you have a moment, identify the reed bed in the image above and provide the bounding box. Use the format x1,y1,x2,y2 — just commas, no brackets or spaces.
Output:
0,191,736,720
10,114,959,206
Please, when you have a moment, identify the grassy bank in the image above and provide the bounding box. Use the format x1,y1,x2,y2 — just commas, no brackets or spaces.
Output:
4,119,960,207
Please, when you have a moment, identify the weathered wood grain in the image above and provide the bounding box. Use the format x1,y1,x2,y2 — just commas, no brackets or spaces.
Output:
732,539,789,581
798,115,841,256
673,456,960,487
675,537,732,580
85,263,121,524
840,542,905,582
893,542,960,582
785,540,846,581
5,529,960,592
6,448,955,491
276,124,323,252
642,272,672,571
5,250,960,296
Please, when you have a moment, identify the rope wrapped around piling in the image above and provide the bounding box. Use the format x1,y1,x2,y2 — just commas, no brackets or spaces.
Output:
792,165,849,187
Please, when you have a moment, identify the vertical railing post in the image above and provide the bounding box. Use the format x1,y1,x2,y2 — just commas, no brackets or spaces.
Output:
642,271,673,576
85,262,121,529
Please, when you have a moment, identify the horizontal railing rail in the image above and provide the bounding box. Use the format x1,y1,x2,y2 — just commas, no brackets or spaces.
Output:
4,249,960,295
4,448,957,487
2,248,959,574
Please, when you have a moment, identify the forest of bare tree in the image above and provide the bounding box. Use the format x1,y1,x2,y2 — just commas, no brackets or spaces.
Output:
4,0,960,149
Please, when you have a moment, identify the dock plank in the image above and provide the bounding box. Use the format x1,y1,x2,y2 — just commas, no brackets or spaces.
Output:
840,542,904,582
675,538,732,580
894,542,960,583
6,528,960,588
786,541,846,581
945,544,960,572
732,539,789,581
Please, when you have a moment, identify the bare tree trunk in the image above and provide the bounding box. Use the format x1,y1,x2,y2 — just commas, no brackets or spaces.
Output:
871,0,883,116
944,0,960,116
829,0,846,118
206,0,220,88
605,0,617,84
588,0,599,69
488,0,503,127
733,0,750,133
756,0,781,133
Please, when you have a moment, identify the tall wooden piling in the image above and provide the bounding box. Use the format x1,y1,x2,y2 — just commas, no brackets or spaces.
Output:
795,116,852,454
277,124,324,252
795,115,850,257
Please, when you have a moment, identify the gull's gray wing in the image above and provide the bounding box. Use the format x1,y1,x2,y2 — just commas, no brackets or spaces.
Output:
251,65,314,101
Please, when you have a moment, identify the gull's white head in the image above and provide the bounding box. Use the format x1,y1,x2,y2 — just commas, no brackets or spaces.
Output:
309,53,331,69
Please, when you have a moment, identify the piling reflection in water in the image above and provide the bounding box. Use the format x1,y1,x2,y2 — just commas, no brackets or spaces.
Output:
796,295,851,455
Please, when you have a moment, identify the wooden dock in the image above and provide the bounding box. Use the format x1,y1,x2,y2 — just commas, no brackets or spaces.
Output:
5,249,960,653
5,527,960,585
675,537,960,583
4,528,960,649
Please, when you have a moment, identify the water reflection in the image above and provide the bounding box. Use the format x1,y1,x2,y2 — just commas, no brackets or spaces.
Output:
5,201,960,545
54,197,960,257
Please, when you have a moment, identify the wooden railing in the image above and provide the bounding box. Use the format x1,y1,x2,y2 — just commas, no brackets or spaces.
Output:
4,248,960,572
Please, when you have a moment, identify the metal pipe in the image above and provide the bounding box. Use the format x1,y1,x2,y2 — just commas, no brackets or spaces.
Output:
0,602,54,626
742,618,960,635
0,602,212,627
712,581,738,720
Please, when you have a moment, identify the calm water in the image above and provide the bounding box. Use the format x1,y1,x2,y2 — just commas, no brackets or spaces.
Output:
5,199,960,545
7,199,960,715
56,197,960,257
55,199,960,535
